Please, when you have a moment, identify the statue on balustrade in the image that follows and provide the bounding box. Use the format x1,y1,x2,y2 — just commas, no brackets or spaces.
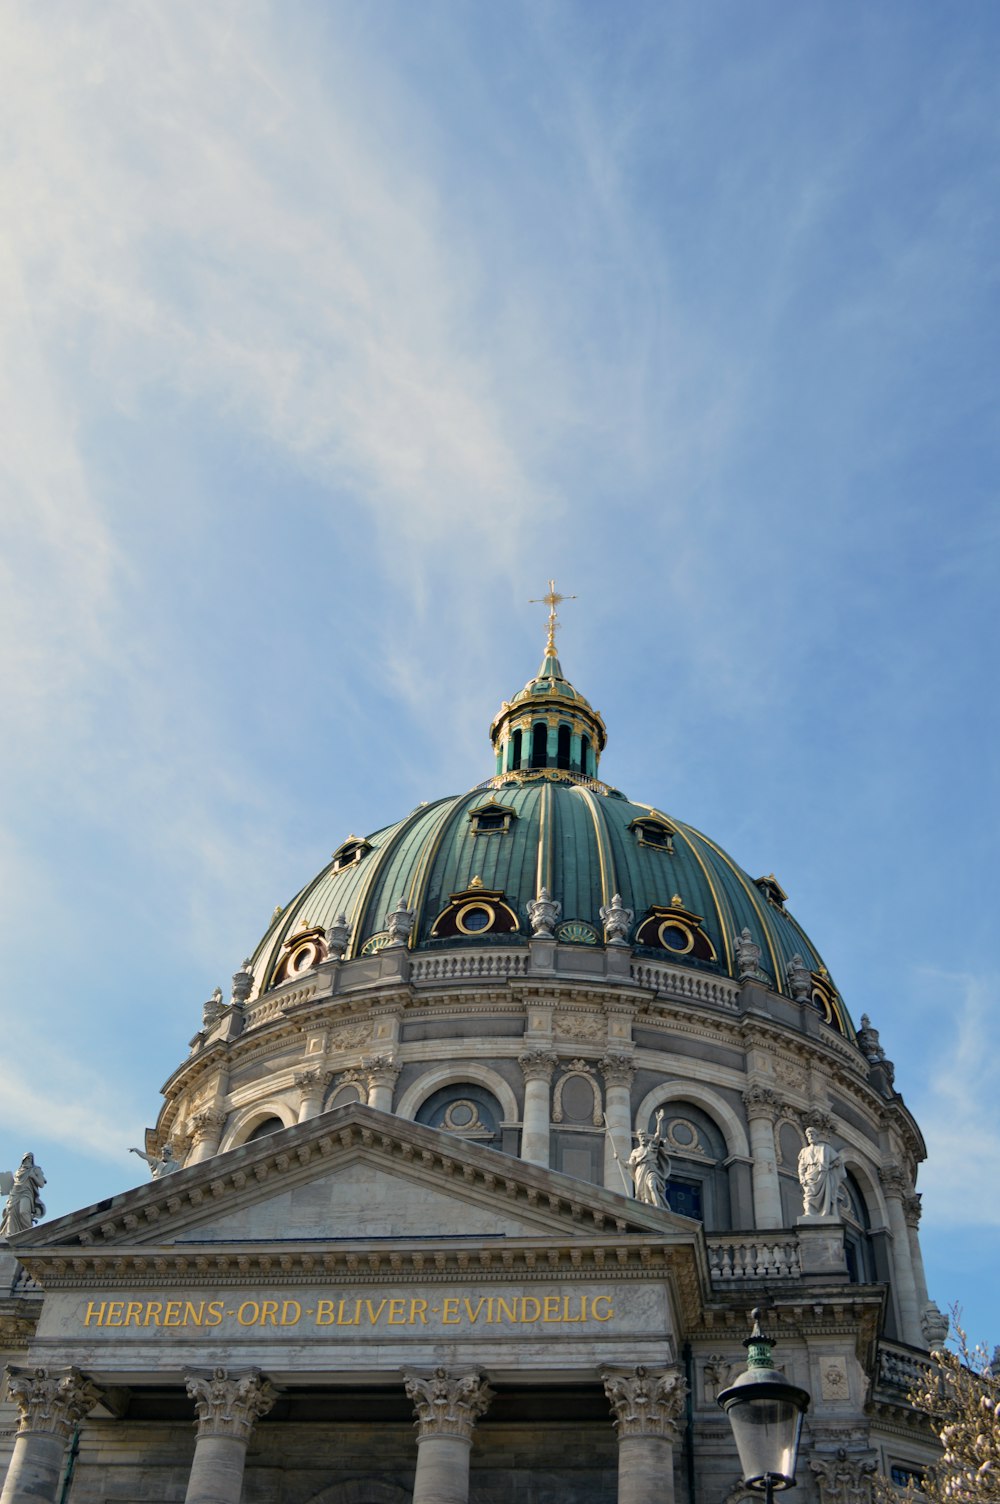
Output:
797,1127,845,1217
0,1152,47,1236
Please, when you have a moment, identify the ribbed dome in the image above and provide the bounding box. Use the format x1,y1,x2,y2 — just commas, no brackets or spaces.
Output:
250,762,853,1040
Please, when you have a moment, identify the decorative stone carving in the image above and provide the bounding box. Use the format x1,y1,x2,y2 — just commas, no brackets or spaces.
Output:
188,1109,226,1146
878,1162,908,1199
734,928,765,981
553,1061,602,1126
742,1084,781,1121
329,1021,373,1051
202,986,226,1030
804,1107,834,1137
385,899,414,948
325,913,351,958
403,1368,493,1441
599,893,634,945
798,1128,845,1218
601,1053,636,1088
518,1049,557,1083
231,961,254,1006
363,1054,401,1089
185,1367,277,1440
921,1301,949,1349
527,887,561,939
773,1058,806,1090
903,1192,922,1228
5,1365,103,1439
809,1449,877,1504
786,954,813,1002
0,1153,46,1236
554,1011,605,1042
702,1356,735,1400
627,1110,671,1208
820,1356,850,1400
602,1365,687,1439
128,1143,181,1179
856,1014,884,1062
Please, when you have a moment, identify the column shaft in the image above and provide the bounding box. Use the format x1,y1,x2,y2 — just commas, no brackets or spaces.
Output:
411,1435,473,1504
521,1075,551,1165
603,1081,633,1193
617,1434,676,1504
184,1435,253,1504
0,1431,66,1504
748,1115,783,1227
883,1184,922,1345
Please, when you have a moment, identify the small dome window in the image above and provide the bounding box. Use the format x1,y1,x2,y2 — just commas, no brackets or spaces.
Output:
331,836,373,872
755,873,788,908
271,923,328,985
635,897,716,962
629,815,675,853
431,884,519,939
467,799,517,837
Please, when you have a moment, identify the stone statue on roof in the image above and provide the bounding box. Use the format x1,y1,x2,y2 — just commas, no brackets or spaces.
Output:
0,1153,47,1237
129,1143,181,1180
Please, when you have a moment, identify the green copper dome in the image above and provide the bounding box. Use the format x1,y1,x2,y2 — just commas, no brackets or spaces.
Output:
249,639,853,1041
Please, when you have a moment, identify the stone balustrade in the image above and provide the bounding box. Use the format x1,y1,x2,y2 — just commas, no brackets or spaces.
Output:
876,1340,935,1395
706,1235,802,1281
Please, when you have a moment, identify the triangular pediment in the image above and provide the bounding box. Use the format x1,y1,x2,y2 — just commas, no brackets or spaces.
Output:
11,1104,701,1254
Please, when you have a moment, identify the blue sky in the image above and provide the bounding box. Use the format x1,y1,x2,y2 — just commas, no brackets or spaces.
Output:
2,1,998,1342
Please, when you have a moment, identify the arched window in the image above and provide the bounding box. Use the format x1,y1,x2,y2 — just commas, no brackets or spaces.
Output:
840,1171,875,1284
416,1084,503,1151
644,1102,731,1230
510,728,522,771
246,1116,285,1143
531,721,548,767
556,724,571,770
580,733,591,775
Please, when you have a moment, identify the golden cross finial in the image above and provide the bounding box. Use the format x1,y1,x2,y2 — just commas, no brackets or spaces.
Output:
529,579,576,658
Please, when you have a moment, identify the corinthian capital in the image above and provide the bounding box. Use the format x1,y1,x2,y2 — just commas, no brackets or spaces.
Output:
188,1108,227,1144
5,1366,103,1439
403,1367,493,1441
185,1368,277,1441
362,1054,401,1087
518,1049,557,1083
903,1192,922,1228
879,1162,908,1199
742,1084,781,1121
601,1052,636,1088
603,1365,687,1440
810,1451,877,1504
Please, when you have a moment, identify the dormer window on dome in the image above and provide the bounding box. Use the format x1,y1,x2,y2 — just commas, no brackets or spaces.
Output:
467,799,517,837
629,814,676,853
331,836,373,872
755,873,788,909
431,884,519,939
635,896,717,962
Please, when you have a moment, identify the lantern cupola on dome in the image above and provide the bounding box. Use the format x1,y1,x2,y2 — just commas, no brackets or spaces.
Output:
489,580,607,780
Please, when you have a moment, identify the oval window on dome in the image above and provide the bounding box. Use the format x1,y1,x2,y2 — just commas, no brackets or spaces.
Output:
456,903,495,934
659,921,694,954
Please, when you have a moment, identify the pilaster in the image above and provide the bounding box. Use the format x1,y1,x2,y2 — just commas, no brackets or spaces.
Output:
518,1050,556,1166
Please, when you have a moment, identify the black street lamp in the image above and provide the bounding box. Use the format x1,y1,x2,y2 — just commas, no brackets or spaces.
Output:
717,1308,811,1504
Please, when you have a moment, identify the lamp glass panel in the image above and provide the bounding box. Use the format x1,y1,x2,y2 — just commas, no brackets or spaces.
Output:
727,1399,804,1487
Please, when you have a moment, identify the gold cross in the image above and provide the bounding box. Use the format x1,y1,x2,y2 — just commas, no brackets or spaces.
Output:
529,579,576,658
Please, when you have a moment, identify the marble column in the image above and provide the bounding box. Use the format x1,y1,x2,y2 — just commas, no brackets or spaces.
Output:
186,1109,227,1166
183,1368,276,1504
364,1055,401,1114
295,1069,330,1123
403,1368,493,1504
603,1365,687,1504
904,1193,930,1310
601,1054,635,1193
879,1165,922,1347
742,1085,784,1228
518,1051,556,1166
1,1366,102,1504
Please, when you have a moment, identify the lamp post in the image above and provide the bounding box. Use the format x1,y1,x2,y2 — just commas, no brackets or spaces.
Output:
717,1308,811,1504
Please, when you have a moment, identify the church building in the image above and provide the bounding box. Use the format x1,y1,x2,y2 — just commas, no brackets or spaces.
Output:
1,599,946,1503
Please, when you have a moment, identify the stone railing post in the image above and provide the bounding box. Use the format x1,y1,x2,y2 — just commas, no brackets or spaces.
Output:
518,1051,556,1166
742,1085,784,1228
879,1165,922,1346
183,1367,277,1504
403,1367,493,1504
601,1054,635,1193
363,1055,401,1113
295,1069,330,1123
603,1365,687,1504
1,1366,103,1504
186,1109,227,1165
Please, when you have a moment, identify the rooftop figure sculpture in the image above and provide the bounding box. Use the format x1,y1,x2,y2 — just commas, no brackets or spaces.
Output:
0,1152,46,1237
